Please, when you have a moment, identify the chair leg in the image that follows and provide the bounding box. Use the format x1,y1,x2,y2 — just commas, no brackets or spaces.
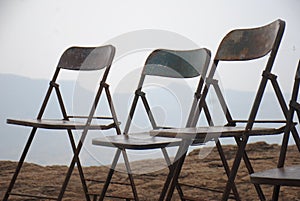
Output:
166,157,187,201
121,149,139,201
271,185,280,201
67,130,90,201
73,151,90,200
161,148,185,201
163,140,191,201
98,149,122,201
222,136,249,201
158,141,188,201
291,126,300,152
165,151,188,201
2,128,37,201
92,194,98,201
215,140,241,201
234,137,266,201
58,132,89,201
158,155,180,201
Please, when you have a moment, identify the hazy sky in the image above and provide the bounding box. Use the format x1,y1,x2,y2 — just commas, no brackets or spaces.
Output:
0,0,299,165
0,0,299,92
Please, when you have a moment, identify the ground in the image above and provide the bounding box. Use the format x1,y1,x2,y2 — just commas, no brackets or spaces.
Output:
1,142,300,201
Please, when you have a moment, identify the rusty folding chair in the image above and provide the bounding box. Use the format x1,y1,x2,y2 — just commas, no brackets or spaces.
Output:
250,60,300,201
92,48,211,200
3,45,121,201
152,19,291,201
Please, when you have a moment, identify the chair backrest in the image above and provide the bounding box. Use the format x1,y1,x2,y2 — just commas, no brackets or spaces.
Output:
37,45,120,134
215,20,283,61
123,48,211,134
57,45,116,71
191,19,286,129
143,49,210,78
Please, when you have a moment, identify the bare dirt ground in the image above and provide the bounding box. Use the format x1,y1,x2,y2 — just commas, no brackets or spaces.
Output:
1,142,300,201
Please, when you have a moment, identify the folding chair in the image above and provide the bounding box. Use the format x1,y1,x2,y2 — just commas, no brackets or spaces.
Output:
250,60,300,201
92,47,212,200
152,19,290,201
3,45,121,201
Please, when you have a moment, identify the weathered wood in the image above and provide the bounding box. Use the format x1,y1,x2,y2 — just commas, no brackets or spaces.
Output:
7,118,116,130
150,126,285,140
251,166,300,186
92,134,182,150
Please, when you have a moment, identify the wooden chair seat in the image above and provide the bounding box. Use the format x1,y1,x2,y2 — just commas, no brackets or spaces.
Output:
251,165,300,187
92,133,182,150
7,118,117,130
150,126,285,140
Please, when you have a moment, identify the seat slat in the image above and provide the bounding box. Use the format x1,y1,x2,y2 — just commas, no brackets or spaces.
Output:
251,165,300,186
150,126,285,139
92,134,182,150
7,118,116,130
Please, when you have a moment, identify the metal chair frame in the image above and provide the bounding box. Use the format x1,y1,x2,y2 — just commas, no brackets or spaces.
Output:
155,19,295,201
3,45,121,201
92,48,212,201
192,18,288,201
194,19,293,201
250,60,300,201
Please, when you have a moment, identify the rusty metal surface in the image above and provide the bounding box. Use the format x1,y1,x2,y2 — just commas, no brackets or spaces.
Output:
58,45,115,70
144,48,211,78
216,19,285,61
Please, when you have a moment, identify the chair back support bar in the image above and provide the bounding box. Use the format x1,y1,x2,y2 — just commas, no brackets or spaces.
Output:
123,48,211,134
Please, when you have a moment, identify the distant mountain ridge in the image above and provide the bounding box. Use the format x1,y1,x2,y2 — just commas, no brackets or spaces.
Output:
0,74,76,164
